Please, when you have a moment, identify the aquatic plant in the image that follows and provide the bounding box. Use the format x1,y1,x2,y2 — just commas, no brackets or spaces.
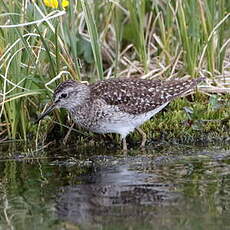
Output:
0,0,229,143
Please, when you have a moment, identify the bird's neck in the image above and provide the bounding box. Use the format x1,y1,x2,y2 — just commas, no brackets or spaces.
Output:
68,92,91,116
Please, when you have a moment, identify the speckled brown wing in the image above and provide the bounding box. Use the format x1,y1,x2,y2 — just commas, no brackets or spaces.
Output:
90,78,201,115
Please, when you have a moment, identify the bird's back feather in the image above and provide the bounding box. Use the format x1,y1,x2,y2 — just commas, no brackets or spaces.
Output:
90,77,202,115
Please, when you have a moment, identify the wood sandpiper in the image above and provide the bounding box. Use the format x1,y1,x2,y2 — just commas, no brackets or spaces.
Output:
36,77,203,150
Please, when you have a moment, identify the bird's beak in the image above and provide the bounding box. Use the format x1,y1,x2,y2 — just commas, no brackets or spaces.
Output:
35,102,56,123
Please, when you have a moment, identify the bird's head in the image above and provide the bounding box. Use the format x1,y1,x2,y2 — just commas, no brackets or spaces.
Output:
35,80,90,123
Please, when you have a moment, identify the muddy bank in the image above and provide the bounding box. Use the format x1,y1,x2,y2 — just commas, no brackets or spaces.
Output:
38,95,229,149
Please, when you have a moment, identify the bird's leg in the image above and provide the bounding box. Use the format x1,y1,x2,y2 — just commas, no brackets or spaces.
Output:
122,137,128,152
136,127,147,148
63,123,75,145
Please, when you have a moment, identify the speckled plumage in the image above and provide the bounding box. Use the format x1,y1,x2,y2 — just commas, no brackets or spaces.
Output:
90,78,198,114
37,77,203,150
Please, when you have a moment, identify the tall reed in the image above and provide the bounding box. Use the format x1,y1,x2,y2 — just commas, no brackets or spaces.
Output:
0,0,229,141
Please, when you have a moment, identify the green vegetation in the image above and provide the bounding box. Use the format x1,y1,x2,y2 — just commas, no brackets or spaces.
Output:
0,0,229,144
140,94,230,144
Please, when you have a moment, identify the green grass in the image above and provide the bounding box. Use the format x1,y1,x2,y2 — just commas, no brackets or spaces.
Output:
0,0,229,142
43,94,229,147
140,94,230,144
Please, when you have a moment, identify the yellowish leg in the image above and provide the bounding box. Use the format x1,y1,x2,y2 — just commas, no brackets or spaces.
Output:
63,123,75,145
122,138,128,152
136,127,147,148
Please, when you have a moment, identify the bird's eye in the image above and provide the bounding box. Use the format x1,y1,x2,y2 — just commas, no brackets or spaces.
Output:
60,93,68,99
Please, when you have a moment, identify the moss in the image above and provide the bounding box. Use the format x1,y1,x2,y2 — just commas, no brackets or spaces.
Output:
40,94,229,147
131,94,230,144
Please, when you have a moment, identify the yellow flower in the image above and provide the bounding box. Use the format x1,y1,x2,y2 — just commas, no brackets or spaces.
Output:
43,0,58,8
62,0,69,8
43,0,69,9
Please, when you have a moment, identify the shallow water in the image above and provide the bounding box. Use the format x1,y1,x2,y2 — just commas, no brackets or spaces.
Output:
0,143,229,230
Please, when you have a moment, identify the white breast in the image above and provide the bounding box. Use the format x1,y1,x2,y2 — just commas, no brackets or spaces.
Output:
97,102,169,138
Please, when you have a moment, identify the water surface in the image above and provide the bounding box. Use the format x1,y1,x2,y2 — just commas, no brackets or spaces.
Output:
0,143,229,230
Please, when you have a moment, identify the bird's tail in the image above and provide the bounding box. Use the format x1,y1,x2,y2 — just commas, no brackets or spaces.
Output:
162,77,205,100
